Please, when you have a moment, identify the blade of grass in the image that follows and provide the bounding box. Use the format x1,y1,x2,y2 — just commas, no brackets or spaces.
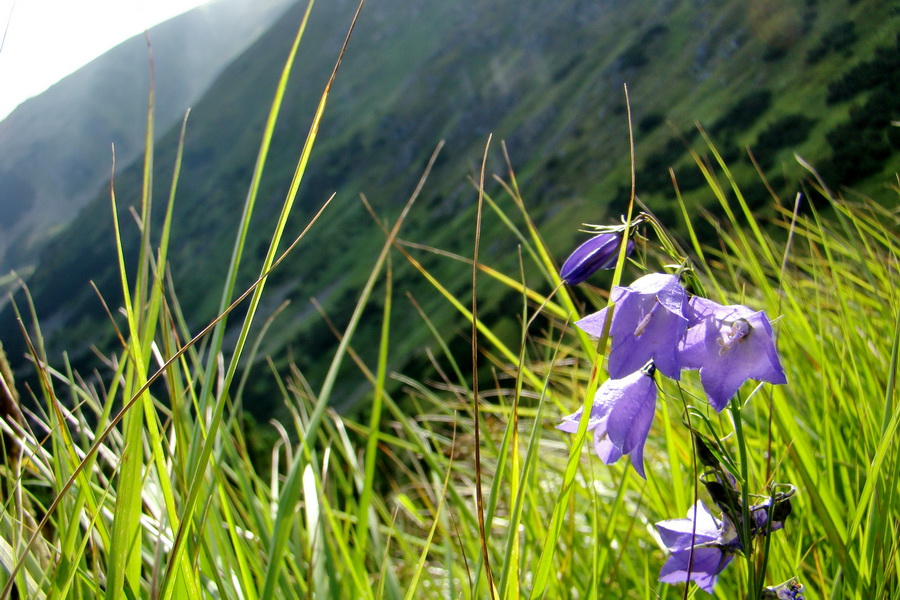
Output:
191,0,316,443
471,133,498,599
531,84,639,598
104,150,148,599
403,458,454,600
160,2,368,591
0,198,333,600
354,259,393,564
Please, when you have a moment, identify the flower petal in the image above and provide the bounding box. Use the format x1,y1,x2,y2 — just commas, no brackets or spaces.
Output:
609,304,684,379
556,383,617,433
659,548,734,593
558,369,659,477
575,307,610,338
656,501,721,549
607,274,688,379
593,426,623,465
605,370,657,477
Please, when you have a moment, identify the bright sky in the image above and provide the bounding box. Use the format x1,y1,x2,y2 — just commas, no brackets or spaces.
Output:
0,0,211,120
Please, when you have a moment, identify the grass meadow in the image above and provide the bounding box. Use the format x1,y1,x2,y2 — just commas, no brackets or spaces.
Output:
0,4,898,599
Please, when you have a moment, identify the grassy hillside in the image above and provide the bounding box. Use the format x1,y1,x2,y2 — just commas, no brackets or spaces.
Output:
0,95,896,600
1,0,897,420
0,0,294,276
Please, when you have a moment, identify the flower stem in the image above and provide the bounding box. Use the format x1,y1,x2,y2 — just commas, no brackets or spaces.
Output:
728,396,759,599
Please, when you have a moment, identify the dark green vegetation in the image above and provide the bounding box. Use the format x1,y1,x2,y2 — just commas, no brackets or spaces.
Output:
1,0,898,421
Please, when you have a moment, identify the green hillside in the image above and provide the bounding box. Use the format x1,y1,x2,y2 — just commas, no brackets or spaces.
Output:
0,0,293,275
2,0,897,419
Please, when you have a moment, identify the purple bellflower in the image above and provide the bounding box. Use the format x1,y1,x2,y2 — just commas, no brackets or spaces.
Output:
657,501,741,594
560,233,634,285
577,273,687,380
557,365,657,478
679,296,786,411
762,579,806,600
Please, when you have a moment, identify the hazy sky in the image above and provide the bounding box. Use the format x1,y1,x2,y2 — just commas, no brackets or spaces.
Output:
0,0,211,119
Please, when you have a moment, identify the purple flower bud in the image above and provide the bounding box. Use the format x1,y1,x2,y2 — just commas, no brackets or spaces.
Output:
762,579,806,600
560,233,633,285
748,494,793,535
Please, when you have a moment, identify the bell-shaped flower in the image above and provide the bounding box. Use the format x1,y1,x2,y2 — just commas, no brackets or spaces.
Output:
557,365,657,478
560,232,634,285
679,296,786,411
577,273,687,380
657,501,741,594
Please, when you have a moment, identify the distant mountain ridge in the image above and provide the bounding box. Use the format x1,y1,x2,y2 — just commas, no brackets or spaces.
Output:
0,0,294,276
1,0,897,417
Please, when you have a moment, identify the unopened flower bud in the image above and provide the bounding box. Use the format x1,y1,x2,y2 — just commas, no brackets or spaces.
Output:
560,233,633,285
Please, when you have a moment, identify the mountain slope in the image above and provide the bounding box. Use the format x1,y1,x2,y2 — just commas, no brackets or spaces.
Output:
2,0,897,417
0,0,294,276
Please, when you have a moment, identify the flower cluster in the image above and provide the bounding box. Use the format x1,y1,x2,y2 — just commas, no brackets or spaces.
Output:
557,223,802,596
656,444,796,593
558,271,786,476
655,488,794,594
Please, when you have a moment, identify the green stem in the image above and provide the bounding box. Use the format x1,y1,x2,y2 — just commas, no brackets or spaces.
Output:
729,396,758,600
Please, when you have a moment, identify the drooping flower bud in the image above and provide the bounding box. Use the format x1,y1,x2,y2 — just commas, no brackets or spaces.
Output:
692,430,721,470
560,233,633,285
749,486,795,535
